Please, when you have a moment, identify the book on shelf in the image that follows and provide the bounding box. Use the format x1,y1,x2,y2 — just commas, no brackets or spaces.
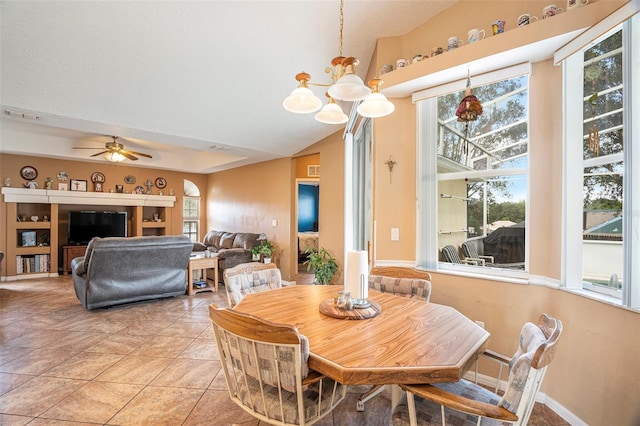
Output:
15,254,50,274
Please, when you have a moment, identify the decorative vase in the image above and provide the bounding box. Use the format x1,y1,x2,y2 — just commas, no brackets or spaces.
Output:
264,257,272,264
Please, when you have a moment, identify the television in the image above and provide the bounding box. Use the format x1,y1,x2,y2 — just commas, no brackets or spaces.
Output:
68,211,128,245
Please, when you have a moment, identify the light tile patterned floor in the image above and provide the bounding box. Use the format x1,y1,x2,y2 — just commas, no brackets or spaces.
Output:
0,276,569,425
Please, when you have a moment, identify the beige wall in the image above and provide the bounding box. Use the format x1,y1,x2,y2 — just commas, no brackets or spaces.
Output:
206,158,293,279
0,153,208,275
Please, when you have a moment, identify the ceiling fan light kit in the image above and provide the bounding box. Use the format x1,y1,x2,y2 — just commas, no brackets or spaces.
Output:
74,136,152,163
283,0,394,124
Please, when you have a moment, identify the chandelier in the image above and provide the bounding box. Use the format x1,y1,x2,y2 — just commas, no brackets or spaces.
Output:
282,0,394,124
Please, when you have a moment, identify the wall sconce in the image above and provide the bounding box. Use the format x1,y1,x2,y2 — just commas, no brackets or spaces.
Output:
384,156,397,183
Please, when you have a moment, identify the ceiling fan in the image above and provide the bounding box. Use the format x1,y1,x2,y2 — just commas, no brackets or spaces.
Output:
73,136,152,161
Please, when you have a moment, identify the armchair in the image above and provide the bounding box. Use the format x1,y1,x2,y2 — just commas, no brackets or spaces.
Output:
392,313,563,426
209,305,346,425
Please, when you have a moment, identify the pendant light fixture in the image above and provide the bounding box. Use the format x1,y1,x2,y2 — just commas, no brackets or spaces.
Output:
283,0,393,123
357,79,395,118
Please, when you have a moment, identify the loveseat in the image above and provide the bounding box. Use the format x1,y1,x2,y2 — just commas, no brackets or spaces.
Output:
71,235,193,309
193,230,264,281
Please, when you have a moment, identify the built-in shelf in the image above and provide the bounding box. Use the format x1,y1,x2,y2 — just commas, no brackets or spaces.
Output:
381,2,617,99
1,187,176,207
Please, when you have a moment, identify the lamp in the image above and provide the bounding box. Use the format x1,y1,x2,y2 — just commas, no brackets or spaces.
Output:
357,79,395,118
283,0,393,123
106,151,126,162
282,72,323,113
315,94,348,124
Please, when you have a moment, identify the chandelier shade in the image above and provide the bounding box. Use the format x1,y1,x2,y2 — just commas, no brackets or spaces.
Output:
283,72,323,113
327,57,371,102
315,98,348,124
356,78,394,118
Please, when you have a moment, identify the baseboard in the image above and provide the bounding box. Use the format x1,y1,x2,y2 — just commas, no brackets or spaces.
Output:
544,395,588,426
464,371,585,425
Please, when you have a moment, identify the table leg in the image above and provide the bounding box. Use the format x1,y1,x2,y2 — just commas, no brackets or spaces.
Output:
187,263,194,296
213,260,219,292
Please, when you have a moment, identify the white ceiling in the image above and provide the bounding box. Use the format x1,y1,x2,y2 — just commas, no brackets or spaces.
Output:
0,0,457,173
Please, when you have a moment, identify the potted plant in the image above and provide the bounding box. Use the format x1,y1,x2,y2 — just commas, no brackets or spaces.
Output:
250,245,261,261
303,247,338,285
258,240,276,263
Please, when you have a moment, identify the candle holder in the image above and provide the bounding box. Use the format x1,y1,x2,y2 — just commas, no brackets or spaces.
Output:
352,274,371,309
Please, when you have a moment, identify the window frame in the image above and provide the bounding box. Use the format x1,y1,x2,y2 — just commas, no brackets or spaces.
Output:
562,14,640,309
183,196,200,242
416,65,531,279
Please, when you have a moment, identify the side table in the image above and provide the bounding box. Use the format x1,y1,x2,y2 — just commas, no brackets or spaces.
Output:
63,245,87,274
187,254,218,295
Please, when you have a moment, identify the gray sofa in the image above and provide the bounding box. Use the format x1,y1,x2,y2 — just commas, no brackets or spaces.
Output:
71,235,193,310
193,230,263,281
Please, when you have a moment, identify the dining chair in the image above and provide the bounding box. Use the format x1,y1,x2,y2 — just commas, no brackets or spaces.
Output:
356,266,432,412
391,313,563,426
441,245,480,265
209,304,346,425
223,261,282,308
461,241,494,266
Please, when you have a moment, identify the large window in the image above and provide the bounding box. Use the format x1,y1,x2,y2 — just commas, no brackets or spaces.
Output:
417,68,530,276
563,13,640,309
183,197,200,242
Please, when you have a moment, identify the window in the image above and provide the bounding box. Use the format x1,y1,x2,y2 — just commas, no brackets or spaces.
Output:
417,67,530,277
183,197,200,242
182,179,201,243
563,14,639,309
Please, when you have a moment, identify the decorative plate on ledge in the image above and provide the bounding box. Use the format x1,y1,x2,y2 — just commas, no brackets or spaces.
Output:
124,175,136,184
155,177,167,189
20,166,38,180
91,172,105,183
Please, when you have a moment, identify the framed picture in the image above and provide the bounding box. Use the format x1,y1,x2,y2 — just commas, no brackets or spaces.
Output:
115,184,124,193
21,231,36,247
70,179,87,192
58,183,68,191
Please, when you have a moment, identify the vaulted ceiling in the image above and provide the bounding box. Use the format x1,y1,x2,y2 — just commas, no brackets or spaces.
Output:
0,1,457,173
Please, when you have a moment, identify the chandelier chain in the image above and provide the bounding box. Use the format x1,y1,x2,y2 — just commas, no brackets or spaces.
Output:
339,0,344,57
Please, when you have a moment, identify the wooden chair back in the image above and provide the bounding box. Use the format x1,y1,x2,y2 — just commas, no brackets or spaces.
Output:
368,267,432,302
209,304,346,425
223,262,282,307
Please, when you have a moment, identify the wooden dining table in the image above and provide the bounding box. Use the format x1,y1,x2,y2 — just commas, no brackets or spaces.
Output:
234,285,490,386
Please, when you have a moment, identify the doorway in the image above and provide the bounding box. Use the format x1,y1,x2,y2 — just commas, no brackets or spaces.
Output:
296,179,320,275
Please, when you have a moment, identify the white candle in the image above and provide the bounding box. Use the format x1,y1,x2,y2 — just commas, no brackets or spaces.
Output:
346,250,368,300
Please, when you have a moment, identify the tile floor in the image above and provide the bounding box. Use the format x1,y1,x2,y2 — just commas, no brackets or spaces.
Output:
0,276,569,425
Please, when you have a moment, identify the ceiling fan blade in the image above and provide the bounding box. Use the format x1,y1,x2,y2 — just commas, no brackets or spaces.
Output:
120,150,139,161
90,150,109,157
127,150,153,159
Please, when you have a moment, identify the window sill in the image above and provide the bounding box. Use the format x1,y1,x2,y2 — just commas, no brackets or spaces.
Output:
561,287,639,313
436,262,529,285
